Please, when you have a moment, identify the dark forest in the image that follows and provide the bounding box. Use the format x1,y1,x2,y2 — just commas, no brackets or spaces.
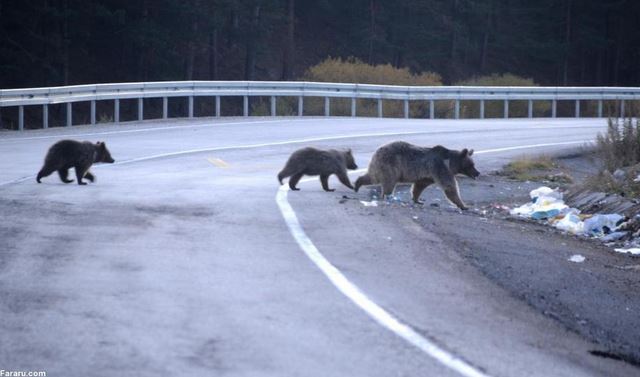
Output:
1,0,639,89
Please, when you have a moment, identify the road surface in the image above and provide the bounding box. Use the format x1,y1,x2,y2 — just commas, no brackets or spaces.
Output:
0,117,636,377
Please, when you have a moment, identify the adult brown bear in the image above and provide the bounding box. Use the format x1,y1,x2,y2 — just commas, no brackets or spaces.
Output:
355,142,479,209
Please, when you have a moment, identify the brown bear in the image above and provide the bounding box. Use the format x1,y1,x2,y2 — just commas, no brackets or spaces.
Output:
354,141,479,209
277,147,358,191
36,140,115,185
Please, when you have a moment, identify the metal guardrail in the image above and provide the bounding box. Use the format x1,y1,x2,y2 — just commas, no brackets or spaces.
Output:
1,81,639,130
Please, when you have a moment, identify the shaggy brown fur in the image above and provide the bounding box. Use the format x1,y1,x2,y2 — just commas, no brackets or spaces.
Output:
36,140,115,185
277,147,358,191
354,141,479,209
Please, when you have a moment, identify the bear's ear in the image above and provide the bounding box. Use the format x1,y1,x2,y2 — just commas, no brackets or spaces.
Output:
461,148,469,157
468,149,474,156
347,148,352,154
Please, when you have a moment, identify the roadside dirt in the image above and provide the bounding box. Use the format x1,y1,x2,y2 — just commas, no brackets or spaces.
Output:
351,156,640,368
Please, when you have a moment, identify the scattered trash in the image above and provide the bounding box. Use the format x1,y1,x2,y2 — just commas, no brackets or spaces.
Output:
412,216,419,220
569,254,585,263
430,203,439,207
583,214,624,236
614,248,640,255
386,236,392,241
360,200,378,207
600,231,628,242
509,186,630,247
510,186,568,219
554,211,584,235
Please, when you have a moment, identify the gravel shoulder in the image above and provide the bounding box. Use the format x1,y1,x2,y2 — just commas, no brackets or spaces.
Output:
355,161,640,368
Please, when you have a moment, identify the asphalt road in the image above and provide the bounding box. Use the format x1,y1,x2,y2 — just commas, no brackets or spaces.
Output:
0,117,637,377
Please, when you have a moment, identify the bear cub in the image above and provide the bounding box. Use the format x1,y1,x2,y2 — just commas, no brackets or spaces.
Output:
36,140,115,185
355,141,479,209
278,147,358,191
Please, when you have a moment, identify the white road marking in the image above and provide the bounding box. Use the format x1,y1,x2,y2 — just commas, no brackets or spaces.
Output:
275,139,593,377
0,119,335,143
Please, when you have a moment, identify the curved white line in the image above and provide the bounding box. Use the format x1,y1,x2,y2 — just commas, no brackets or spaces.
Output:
275,139,592,377
276,184,490,377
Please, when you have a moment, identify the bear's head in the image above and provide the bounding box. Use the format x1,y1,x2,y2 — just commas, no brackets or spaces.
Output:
450,148,479,179
344,149,358,170
96,142,115,163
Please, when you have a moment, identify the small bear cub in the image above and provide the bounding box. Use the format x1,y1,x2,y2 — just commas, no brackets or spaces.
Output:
36,140,115,185
277,147,358,191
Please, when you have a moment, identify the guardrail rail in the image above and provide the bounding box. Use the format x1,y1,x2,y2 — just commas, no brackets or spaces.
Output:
1,81,639,130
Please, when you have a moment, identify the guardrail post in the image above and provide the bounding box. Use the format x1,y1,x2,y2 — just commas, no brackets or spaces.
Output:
503,99,509,119
324,97,330,117
189,96,195,118
298,96,303,116
621,100,625,118
43,104,48,129
480,100,485,119
528,100,533,118
91,100,96,125
163,97,168,119
454,100,460,119
138,98,144,121
243,95,248,117
351,97,356,117
114,99,120,123
271,96,276,116
404,99,410,119
575,100,580,118
377,99,383,118
551,99,557,118
597,100,603,118
429,100,435,119
66,102,72,127
215,96,220,117
18,106,24,131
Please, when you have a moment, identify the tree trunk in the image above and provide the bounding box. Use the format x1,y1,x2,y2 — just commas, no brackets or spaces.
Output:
62,0,70,85
209,28,218,80
480,2,491,73
186,15,198,80
244,4,260,80
281,0,295,80
562,0,572,86
367,0,376,64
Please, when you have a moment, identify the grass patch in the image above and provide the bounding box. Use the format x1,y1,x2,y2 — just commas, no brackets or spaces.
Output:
500,155,573,184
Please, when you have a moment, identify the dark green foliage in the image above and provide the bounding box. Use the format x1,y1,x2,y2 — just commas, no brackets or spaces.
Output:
1,0,639,89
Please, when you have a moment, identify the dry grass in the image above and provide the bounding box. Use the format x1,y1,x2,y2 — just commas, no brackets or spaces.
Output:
301,57,442,117
455,73,550,117
501,155,573,184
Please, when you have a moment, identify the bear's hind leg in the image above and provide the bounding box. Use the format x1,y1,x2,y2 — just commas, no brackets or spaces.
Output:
288,173,304,191
381,180,396,199
36,165,55,183
57,169,74,183
320,175,335,192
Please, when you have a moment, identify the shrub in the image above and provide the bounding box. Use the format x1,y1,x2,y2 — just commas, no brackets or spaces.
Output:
301,57,442,117
455,73,550,118
596,118,640,171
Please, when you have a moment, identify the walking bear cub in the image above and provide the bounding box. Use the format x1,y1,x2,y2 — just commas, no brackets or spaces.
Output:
36,140,115,185
354,141,479,209
278,147,358,191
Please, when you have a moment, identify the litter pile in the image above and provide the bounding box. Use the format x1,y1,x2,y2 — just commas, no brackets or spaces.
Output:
510,186,640,255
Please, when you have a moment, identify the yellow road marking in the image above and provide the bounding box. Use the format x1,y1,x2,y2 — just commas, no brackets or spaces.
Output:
207,158,230,168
